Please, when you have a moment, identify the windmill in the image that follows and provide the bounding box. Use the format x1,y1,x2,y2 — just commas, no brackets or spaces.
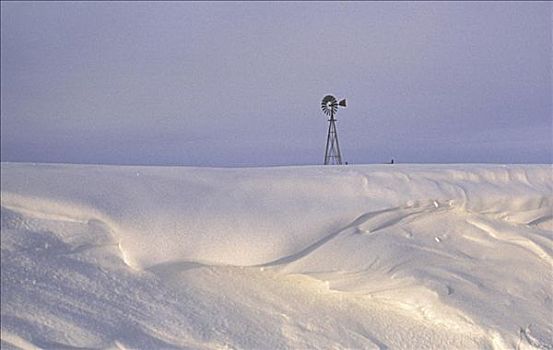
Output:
321,95,346,165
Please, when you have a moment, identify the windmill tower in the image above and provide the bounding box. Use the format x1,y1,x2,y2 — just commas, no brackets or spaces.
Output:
321,95,346,165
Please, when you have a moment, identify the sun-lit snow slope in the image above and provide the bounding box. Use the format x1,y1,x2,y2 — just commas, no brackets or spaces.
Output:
1,162,552,349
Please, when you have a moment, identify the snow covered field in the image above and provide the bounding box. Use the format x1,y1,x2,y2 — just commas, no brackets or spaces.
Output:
1,162,552,349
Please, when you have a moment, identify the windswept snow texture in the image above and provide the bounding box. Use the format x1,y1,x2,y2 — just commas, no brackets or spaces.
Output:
1,163,552,349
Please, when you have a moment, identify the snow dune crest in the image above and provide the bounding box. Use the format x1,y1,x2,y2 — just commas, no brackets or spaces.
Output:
1,163,552,349
2,163,551,269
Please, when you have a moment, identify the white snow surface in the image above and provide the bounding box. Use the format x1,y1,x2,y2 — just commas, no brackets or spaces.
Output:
1,162,552,349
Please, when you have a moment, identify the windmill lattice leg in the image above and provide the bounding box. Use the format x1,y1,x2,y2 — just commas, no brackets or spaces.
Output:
324,119,342,165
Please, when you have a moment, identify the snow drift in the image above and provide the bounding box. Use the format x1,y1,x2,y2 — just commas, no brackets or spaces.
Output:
1,163,552,349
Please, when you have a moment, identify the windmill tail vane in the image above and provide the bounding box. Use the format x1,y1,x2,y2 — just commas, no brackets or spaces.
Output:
321,95,346,165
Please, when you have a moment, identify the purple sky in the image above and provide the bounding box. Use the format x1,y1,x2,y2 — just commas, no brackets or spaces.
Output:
1,1,551,166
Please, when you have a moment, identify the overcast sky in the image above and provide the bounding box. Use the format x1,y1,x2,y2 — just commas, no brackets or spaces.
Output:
1,1,551,166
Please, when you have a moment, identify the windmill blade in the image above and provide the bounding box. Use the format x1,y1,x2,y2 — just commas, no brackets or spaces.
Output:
321,95,338,116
